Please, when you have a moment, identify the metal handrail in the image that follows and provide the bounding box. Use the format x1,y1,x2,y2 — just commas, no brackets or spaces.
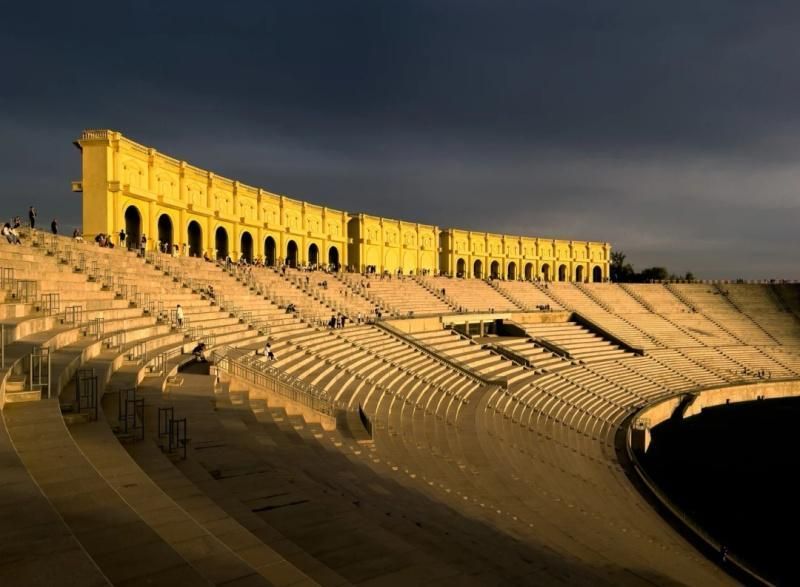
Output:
212,348,336,417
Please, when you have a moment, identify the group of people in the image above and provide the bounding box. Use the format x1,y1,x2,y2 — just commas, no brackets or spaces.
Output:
327,313,348,329
26,207,59,235
742,367,771,379
93,233,116,248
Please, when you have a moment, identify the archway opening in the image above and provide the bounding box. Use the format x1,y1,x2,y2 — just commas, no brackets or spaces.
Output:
456,258,466,278
286,240,298,268
490,260,500,279
507,262,517,280
240,231,253,262
328,246,340,270
264,236,276,266
157,214,173,252
541,263,550,282
473,259,483,279
524,263,533,281
593,266,603,283
124,205,142,250
575,265,584,283
188,221,202,257
558,264,567,282
215,227,229,260
308,243,319,267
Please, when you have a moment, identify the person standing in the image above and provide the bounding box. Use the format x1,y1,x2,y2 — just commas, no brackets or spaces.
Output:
50,218,58,234
28,206,36,229
140,233,147,255
176,304,184,327
119,228,126,247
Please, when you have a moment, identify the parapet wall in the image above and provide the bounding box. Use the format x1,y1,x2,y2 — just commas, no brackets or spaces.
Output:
74,129,610,280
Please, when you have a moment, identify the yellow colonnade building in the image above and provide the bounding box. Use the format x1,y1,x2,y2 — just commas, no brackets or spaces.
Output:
73,129,610,281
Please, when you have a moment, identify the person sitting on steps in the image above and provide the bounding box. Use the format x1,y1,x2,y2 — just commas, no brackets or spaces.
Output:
192,341,207,362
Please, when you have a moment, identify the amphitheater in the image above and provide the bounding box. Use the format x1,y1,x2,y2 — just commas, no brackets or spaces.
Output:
0,129,795,586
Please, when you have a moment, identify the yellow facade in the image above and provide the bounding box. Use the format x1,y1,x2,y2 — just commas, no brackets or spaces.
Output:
440,229,610,282
73,129,610,281
347,214,438,274
73,130,349,268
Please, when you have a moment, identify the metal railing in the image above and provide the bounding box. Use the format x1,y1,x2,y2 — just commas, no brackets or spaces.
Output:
118,387,144,441
76,368,98,421
158,406,187,459
213,348,336,417
86,317,104,339
30,347,51,399
14,280,38,303
62,305,84,325
39,293,60,316
0,267,15,290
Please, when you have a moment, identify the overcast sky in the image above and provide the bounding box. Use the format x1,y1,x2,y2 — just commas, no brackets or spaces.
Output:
2,1,799,278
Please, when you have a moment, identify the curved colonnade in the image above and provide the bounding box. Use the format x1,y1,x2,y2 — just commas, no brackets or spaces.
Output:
75,130,610,281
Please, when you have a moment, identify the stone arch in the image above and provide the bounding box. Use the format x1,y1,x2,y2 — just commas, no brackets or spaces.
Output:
215,227,229,260
456,258,466,278
240,231,253,262
507,262,517,280
490,260,500,279
474,259,483,279
524,262,533,281
264,236,276,266
541,263,550,282
328,246,340,270
308,243,319,266
575,265,584,283
187,221,202,257
157,213,173,251
124,205,142,250
593,265,603,283
286,240,298,267
558,264,567,282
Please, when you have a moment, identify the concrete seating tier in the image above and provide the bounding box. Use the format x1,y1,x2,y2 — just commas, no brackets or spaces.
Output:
490,337,572,372
669,283,778,346
342,273,452,316
721,283,800,344
423,276,521,312
493,279,564,310
411,329,536,387
520,321,630,363
283,268,378,319
621,283,691,313
538,283,660,349
0,233,791,585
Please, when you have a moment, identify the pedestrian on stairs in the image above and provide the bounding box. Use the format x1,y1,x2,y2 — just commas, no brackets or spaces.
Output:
28,206,36,229
176,304,184,327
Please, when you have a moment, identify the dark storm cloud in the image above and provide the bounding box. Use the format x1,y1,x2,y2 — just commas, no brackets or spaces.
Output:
1,0,800,277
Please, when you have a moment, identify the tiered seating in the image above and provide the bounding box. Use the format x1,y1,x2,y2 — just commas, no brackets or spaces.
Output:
283,267,377,319
723,283,800,344
423,276,521,312
342,273,452,315
1,228,796,585
669,283,778,345
411,329,535,386
263,324,481,418
539,283,660,349
490,337,572,372
520,321,630,363
494,280,564,310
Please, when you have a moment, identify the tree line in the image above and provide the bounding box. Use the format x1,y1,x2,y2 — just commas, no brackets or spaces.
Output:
610,251,695,283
